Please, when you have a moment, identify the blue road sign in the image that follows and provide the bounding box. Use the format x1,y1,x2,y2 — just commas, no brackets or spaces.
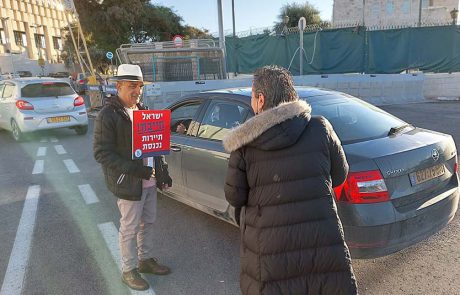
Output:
106,51,113,60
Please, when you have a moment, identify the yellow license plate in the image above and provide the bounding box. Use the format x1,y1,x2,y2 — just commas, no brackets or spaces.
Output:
47,116,70,123
411,164,445,185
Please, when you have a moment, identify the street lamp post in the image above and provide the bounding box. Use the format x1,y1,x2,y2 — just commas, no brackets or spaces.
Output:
418,0,422,27
451,8,459,25
283,15,289,35
362,0,366,26
30,24,44,75
0,17,15,74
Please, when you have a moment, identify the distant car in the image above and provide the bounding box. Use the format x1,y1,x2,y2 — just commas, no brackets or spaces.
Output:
72,72,89,94
0,77,88,141
51,71,71,78
16,71,33,78
163,87,459,258
0,73,20,80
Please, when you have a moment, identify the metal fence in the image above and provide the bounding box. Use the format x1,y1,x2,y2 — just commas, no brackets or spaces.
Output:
116,39,226,82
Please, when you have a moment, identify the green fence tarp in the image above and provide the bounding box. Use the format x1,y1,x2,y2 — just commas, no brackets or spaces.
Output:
226,25,460,75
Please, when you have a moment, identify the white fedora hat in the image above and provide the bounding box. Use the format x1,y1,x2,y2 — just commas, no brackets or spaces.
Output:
114,64,143,82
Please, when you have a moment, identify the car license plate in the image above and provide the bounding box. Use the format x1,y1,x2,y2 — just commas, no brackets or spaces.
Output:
410,164,445,185
47,116,70,123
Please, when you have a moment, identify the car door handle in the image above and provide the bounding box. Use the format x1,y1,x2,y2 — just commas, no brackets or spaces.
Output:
171,146,181,152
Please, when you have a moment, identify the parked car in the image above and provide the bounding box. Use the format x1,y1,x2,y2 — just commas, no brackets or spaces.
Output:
0,77,88,140
16,71,33,78
163,87,459,258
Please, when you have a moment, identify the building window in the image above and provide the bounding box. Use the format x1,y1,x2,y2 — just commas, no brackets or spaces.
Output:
52,36,61,50
421,0,429,8
386,1,394,15
34,33,46,48
401,0,410,14
13,31,27,46
372,4,380,16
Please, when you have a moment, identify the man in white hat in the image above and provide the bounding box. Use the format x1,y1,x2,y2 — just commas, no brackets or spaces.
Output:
93,64,172,291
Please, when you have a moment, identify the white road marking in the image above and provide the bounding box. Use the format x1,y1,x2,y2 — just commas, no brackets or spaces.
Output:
77,184,99,204
36,147,47,157
40,138,47,143
97,222,156,295
32,160,44,174
50,137,58,142
54,145,67,155
63,159,80,173
0,185,40,295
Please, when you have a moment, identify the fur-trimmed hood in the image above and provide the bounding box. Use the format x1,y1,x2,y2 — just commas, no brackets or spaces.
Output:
223,100,312,152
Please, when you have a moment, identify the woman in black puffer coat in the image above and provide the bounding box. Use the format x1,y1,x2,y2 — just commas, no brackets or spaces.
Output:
223,66,358,295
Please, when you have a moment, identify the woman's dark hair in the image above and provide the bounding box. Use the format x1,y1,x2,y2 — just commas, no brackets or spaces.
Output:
252,65,298,110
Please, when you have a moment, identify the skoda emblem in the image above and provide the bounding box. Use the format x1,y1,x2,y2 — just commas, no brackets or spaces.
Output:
431,149,440,162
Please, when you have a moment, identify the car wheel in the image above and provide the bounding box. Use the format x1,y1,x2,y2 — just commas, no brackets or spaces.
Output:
75,125,88,135
11,120,24,141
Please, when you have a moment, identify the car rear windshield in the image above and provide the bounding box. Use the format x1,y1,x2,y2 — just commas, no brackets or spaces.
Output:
21,82,75,97
304,94,406,145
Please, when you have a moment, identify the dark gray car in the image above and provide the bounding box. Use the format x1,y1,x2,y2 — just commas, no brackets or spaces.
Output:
163,87,459,258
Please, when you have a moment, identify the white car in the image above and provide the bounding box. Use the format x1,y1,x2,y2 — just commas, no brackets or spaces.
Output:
0,78,88,141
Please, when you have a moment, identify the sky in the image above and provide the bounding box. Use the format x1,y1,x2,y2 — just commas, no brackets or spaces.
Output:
152,0,334,35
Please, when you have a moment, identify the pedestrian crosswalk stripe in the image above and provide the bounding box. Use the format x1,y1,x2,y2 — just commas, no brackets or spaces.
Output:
97,222,156,295
0,185,40,295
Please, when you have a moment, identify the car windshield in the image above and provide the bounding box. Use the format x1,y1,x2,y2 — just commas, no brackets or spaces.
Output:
21,82,75,97
304,93,407,145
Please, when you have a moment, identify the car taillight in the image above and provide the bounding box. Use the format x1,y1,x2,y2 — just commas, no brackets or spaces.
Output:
74,96,85,107
335,170,389,204
16,100,34,110
455,162,458,173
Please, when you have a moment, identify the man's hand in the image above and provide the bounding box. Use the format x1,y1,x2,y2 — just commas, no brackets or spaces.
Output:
150,169,155,179
176,122,186,134
162,184,170,191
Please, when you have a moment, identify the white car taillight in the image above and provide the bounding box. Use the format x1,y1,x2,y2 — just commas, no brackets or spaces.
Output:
16,100,34,110
74,96,85,107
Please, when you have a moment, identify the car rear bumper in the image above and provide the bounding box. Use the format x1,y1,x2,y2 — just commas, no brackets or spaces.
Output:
17,111,88,132
339,181,459,259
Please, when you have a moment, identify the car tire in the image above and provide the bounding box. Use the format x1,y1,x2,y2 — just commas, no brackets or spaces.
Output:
11,119,24,141
75,125,88,135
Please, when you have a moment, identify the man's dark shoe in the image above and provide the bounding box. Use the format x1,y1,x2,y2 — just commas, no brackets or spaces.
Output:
121,268,149,291
138,258,171,275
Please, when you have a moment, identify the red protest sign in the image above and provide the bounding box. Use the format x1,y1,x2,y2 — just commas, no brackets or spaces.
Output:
132,110,171,159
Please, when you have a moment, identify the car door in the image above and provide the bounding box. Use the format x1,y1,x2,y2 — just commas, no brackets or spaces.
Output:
165,99,206,201
182,97,252,213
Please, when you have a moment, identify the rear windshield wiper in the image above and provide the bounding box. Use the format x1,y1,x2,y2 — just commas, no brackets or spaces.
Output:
388,124,413,136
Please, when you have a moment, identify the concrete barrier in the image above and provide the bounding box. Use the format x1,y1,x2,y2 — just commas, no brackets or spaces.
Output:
142,73,426,110
424,73,460,100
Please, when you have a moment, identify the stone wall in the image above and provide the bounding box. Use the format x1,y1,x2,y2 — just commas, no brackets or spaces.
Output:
333,0,458,27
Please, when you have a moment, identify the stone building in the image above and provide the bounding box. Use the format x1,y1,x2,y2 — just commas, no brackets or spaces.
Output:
333,0,460,27
0,0,74,74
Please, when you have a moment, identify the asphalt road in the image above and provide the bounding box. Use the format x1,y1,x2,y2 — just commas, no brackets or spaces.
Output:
0,100,459,295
